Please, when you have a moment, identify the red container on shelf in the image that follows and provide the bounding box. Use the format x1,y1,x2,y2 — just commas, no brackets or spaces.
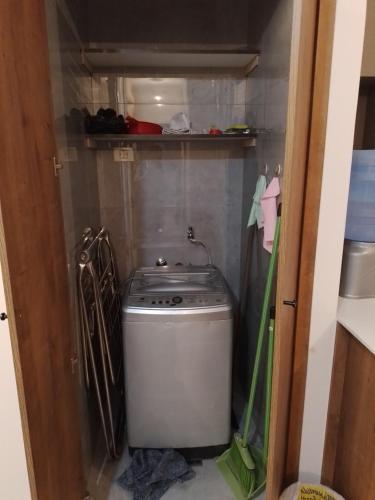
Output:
209,127,222,135
126,115,162,135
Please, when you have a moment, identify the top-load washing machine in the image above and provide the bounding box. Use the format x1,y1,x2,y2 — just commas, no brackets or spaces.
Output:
122,265,233,456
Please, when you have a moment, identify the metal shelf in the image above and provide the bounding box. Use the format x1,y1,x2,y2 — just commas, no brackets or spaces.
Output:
85,133,257,149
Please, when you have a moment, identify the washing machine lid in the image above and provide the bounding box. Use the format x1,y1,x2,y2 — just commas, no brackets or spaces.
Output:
124,265,232,312
128,265,225,295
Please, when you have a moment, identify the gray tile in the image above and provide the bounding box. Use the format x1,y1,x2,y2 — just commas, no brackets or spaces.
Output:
134,206,186,246
265,77,289,106
187,78,246,106
246,77,266,105
245,104,266,129
101,207,127,237
163,459,235,500
132,159,184,208
264,104,287,133
97,151,125,209
138,244,190,268
122,77,189,105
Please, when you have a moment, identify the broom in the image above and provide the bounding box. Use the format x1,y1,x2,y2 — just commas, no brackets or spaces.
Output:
217,207,281,500
245,305,277,499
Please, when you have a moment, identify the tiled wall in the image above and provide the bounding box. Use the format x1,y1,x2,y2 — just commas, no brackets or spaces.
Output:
92,76,247,298
91,76,246,131
44,0,100,478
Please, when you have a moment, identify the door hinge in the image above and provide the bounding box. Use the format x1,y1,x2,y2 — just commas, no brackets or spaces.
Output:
53,155,63,176
0,312,8,320
283,299,297,308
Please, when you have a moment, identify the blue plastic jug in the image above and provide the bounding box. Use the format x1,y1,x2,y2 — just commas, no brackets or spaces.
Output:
345,150,375,242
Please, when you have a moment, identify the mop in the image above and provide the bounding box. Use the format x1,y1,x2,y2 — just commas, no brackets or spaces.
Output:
217,208,281,500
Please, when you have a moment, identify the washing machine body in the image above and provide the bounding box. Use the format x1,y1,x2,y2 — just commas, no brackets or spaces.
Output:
122,265,233,454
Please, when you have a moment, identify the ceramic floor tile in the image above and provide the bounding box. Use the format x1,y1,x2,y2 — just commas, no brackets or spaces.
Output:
162,459,234,500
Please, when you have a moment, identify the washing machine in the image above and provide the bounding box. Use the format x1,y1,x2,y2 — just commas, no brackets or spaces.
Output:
122,265,233,456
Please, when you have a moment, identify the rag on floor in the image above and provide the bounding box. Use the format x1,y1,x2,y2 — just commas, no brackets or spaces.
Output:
260,176,280,253
117,448,196,500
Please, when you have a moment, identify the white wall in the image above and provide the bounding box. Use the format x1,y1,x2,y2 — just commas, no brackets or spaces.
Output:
0,250,31,499
298,0,367,483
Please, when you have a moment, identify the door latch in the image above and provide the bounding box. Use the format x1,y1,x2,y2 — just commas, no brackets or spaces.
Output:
283,299,297,308
53,155,63,176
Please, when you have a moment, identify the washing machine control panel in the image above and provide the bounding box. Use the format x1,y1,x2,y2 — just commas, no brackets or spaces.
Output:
127,293,229,308
125,266,231,309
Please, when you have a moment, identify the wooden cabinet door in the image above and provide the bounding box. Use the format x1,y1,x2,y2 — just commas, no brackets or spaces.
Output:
0,1,85,499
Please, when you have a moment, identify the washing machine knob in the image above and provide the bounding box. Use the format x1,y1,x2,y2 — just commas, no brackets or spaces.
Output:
172,296,183,304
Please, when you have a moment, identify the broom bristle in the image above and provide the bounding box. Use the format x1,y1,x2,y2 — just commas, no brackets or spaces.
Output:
224,436,256,496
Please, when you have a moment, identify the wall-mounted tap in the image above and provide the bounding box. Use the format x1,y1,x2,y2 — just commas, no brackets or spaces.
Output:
186,226,212,265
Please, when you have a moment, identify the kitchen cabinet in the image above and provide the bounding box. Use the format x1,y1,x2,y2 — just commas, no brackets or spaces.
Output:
323,322,375,500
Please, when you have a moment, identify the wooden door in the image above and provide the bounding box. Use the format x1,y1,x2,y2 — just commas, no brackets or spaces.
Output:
0,0,85,499
266,0,320,497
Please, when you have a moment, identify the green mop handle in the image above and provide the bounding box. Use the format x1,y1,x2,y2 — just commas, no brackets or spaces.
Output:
241,207,281,447
264,306,275,460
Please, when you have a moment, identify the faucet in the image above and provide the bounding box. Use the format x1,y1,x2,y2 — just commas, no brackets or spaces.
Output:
186,226,212,265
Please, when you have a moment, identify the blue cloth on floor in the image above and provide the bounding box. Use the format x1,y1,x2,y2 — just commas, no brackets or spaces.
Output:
117,448,196,500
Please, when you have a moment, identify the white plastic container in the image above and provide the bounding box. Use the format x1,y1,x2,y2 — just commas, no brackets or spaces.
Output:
345,150,375,242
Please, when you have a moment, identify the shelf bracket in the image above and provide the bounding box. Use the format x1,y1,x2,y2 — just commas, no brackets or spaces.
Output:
244,54,260,77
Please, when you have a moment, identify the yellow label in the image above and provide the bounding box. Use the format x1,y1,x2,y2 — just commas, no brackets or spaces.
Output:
298,484,336,500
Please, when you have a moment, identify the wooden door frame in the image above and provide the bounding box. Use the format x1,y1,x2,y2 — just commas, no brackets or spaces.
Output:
0,0,85,499
267,0,338,496
284,0,337,484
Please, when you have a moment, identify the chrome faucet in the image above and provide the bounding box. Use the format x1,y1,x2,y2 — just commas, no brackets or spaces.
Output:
187,226,195,240
186,226,212,265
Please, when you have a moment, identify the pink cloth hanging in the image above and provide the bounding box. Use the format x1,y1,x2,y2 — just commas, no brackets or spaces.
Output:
260,177,280,253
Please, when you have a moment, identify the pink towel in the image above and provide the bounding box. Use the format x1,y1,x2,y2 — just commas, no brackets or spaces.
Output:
260,177,280,253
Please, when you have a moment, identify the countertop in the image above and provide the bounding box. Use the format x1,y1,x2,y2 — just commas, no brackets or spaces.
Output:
337,297,375,355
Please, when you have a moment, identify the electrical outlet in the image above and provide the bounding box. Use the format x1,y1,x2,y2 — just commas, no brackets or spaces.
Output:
113,147,134,162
